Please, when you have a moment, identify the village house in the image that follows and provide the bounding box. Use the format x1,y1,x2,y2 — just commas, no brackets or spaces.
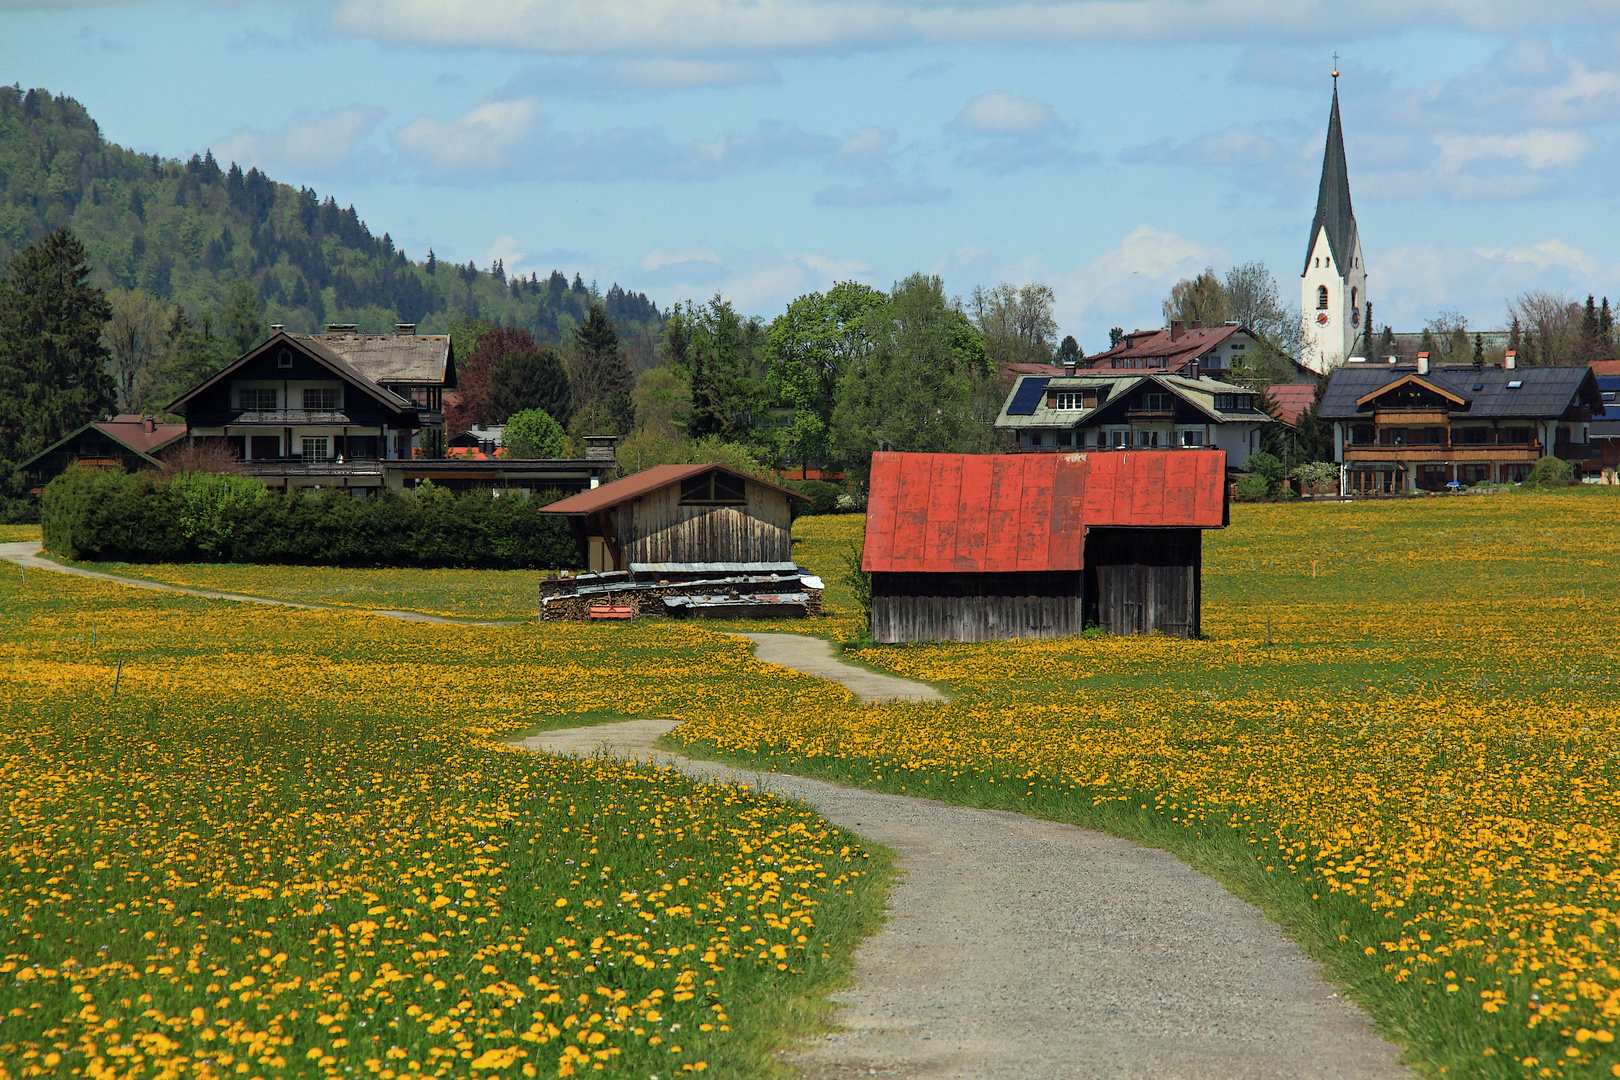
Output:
168,327,610,494
862,450,1228,642
997,370,1270,461
1080,321,1270,379
20,414,187,491
1319,353,1604,493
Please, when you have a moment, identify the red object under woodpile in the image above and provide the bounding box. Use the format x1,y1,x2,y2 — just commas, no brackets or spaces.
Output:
862,450,1227,574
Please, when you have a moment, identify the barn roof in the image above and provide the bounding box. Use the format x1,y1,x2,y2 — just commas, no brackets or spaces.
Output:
862,450,1228,574
540,462,810,516
302,330,455,387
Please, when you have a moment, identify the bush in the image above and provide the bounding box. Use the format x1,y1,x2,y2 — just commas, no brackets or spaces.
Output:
1290,461,1341,495
1525,455,1574,488
1232,473,1272,501
41,468,582,568
786,479,844,516
502,408,568,458
1243,451,1285,484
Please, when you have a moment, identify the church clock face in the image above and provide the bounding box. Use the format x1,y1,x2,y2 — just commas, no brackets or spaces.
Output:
1317,312,1330,325
1351,308,1360,326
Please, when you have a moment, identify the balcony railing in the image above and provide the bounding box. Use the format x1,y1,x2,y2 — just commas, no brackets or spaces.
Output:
239,457,385,477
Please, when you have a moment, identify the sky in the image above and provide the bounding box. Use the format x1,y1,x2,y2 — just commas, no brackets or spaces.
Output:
7,0,1620,350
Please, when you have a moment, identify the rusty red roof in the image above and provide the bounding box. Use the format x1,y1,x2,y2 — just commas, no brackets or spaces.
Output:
1265,383,1319,426
540,462,810,516
95,415,188,455
862,450,1227,574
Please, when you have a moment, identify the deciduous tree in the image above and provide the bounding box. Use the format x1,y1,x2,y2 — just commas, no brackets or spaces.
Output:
765,281,886,468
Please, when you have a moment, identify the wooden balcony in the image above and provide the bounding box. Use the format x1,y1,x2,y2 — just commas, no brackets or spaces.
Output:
1344,446,1541,463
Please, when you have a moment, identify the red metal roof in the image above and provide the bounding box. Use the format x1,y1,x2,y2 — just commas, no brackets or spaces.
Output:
862,450,1227,574
540,462,810,516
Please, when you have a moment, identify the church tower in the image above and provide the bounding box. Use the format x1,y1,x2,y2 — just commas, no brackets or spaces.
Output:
1300,71,1367,374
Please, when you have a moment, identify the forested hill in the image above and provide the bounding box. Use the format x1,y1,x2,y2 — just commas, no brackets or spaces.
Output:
0,86,664,363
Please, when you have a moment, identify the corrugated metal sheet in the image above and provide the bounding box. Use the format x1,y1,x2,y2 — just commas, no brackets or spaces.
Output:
862,450,1226,574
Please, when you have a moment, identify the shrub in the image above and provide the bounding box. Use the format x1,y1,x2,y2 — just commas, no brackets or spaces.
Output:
1232,473,1272,501
1290,461,1341,495
786,479,843,516
1242,451,1286,485
502,408,568,458
1525,455,1574,488
41,470,582,568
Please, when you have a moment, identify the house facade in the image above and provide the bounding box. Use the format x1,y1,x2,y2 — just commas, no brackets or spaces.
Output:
20,414,187,491
996,371,1269,462
1319,356,1604,493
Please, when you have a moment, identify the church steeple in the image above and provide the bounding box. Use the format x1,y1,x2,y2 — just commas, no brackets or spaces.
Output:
1300,67,1367,374
1304,84,1357,279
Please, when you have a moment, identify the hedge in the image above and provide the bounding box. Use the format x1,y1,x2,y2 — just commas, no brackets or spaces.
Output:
42,466,583,569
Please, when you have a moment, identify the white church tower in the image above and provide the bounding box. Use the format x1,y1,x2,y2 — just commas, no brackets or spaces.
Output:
1300,72,1367,374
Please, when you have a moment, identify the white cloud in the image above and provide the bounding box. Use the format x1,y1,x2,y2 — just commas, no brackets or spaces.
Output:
1052,224,1220,341
950,92,1062,138
1472,238,1601,277
1433,130,1592,172
212,106,384,179
329,0,1620,56
392,100,834,182
641,245,722,272
826,127,899,175
1372,239,1620,330
392,100,539,173
481,234,530,276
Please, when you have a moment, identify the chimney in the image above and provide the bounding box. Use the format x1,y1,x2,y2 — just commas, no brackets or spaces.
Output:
1504,350,1517,370
1417,351,1430,375
270,323,284,334
1169,320,1185,342
583,434,618,462
395,323,417,336
142,415,156,433
325,323,358,337
1062,355,1077,376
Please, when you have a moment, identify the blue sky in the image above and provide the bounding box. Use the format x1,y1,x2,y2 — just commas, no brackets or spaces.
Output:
7,0,1620,350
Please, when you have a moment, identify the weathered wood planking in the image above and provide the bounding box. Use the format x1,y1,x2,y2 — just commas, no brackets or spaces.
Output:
1084,527,1201,638
871,595,1085,643
618,479,794,564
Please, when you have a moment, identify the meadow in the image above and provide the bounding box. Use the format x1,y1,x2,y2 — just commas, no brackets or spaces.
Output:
8,488,1620,1079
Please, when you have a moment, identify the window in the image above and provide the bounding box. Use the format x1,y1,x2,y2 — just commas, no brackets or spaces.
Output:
1351,287,1358,311
1109,430,1128,448
1052,391,1084,410
1136,430,1159,447
1214,394,1254,412
301,437,330,461
1453,427,1488,445
1181,430,1204,446
1057,430,1073,447
1501,427,1533,445
1317,285,1329,311
277,348,293,369
680,470,747,505
303,387,340,411
1324,257,1331,269
1140,392,1173,412
1351,425,1375,445
1507,380,1523,389
238,387,277,411
1231,342,1246,351
1424,427,1446,445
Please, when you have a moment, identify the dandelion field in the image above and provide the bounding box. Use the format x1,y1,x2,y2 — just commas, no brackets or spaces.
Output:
0,577,885,1080
10,489,1620,1079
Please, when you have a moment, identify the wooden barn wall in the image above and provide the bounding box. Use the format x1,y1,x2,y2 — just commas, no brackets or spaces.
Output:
869,570,1084,643
1083,528,1202,639
614,481,794,564
870,595,1085,643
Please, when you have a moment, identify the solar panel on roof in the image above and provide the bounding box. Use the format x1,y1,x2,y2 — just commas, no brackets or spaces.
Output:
1006,377,1050,415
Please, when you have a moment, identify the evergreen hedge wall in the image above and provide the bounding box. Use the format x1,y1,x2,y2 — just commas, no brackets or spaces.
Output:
42,467,583,568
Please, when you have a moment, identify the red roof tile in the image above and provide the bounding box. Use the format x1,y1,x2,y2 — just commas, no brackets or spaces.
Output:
862,450,1227,574
95,415,188,456
1265,383,1319,426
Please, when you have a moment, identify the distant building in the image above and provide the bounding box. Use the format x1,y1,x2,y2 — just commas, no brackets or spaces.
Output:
861,450,1228,642
996,371,1270,462
19,414,187,491
1319,354,1604,493
1301,76,1368,374
1081,321,1267,379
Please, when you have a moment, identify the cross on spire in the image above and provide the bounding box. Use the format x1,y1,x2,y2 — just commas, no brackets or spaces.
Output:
1332,53,1339,86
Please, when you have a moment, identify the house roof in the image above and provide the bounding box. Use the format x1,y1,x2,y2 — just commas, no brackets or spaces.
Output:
18,415,189,471
996,371,1267,430
539,462,810,516
862,450,1228,575
1319,363,1603,420
302,331,454,387
1265,383,1319,426
1305,86,1358,277
1082,324,1247,371
166,332,416,415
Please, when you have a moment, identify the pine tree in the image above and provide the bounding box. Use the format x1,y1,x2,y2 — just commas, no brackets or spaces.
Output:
1509,316,1522,356
568,303,634,432
1378,325,1396,359
1580,295,1603,361
218,281,267,357
1109,327,1124,348
1419,328,1435,356
426,249,437,274
0,228,115,462
1472,333,1484,370
1056,335,1082,365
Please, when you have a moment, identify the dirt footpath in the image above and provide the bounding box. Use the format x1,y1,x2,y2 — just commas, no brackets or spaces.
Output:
515,720,1411,1080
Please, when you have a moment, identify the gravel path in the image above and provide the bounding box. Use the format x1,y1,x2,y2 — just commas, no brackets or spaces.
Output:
0,542,520,627
516,720,1411,1080
734,632,947,703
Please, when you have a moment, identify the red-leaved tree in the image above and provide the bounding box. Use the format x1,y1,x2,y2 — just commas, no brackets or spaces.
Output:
445,327,539,434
